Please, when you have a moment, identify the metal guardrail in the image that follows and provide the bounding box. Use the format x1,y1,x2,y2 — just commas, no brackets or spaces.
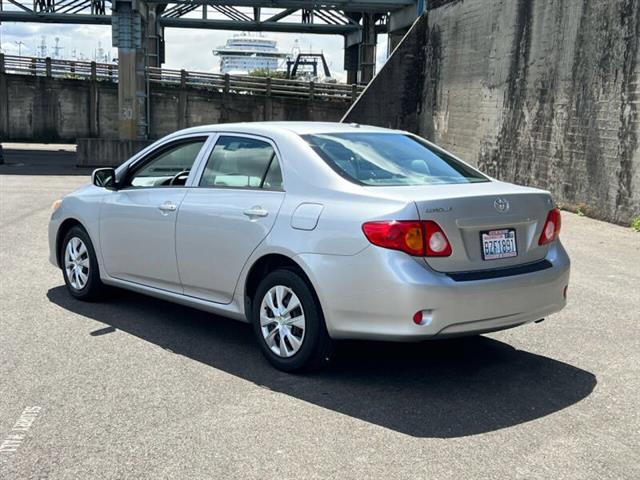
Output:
1,54,117,81
147,66,363,101
0,54,364,102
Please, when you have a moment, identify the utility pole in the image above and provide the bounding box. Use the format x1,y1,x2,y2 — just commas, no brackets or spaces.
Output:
15,41,25,57
52,37,63,59
36,36,46,58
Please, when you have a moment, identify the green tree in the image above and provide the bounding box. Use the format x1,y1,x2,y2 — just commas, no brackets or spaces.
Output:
248,68,287,79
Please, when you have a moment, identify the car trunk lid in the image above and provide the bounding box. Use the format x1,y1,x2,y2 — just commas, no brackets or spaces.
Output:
366,181,555,273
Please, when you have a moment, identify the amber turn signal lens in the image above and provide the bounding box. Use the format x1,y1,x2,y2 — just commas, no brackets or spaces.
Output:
404,227,423,252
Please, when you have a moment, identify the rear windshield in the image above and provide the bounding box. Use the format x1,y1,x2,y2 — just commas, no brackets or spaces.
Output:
303,132,489,186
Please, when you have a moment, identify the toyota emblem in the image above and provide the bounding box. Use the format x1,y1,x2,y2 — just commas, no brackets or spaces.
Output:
494,198,509,212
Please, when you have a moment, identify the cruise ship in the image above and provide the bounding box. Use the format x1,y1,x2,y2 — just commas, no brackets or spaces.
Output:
213,34,288,75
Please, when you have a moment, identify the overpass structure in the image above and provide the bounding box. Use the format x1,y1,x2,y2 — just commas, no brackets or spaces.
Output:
0,0,423,141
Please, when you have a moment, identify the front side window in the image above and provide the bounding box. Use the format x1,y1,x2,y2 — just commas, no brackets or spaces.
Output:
303,133,488,186
128,138,206,188
199,136,282,190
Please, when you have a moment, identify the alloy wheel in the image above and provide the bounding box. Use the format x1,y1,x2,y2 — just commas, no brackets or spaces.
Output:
259,285,306,358
64,237,90,290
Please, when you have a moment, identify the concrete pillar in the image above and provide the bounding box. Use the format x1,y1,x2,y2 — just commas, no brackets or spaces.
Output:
359,13,376,84
113,0,148,140
117,48,146,139
0,54,9,140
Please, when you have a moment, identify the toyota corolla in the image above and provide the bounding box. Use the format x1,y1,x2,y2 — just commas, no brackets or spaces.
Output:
49,122,570,371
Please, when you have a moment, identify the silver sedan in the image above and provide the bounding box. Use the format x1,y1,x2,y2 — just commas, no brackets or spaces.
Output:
49,122,570,371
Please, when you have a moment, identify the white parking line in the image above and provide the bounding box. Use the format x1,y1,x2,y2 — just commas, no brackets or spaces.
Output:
0,407,42,457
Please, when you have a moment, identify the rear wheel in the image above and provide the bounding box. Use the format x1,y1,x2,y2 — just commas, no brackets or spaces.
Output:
61,226,106,301
252,269,333,372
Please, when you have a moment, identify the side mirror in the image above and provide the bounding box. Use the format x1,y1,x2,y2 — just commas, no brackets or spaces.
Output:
92,167,117,189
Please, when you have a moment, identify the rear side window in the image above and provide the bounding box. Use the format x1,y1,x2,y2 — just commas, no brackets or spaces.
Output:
200,136,282,190
262,157,283,190
303,132,488,186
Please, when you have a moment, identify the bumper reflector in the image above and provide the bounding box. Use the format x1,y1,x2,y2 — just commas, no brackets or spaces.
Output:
413,310,433,326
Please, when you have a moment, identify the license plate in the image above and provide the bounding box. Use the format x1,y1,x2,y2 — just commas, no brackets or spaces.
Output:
481,228,517,260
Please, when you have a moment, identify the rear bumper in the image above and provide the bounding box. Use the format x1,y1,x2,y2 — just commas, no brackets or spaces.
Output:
298,242,570,341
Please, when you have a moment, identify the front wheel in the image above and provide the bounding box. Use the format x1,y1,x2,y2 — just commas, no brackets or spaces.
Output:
252,269,333,372
61,225,107,301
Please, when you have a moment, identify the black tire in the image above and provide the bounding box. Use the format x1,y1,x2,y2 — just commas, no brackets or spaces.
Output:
252,268,333,373
60,225,107,301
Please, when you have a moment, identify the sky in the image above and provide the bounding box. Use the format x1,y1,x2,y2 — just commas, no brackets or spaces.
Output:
0,23,390,82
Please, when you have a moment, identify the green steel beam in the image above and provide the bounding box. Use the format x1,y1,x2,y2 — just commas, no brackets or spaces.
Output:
159,17,359,34
0,11,111,24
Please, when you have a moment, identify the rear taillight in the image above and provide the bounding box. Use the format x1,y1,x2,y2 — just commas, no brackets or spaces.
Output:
362,220,452,257
538,208,561,245
362,221,424,256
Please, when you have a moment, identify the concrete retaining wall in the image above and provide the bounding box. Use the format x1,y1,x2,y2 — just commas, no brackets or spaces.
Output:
345,0,640,224
0,74,350,142
76,138,153,167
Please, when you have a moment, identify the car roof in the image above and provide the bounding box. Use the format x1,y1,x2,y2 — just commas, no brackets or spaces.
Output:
173,121,400,137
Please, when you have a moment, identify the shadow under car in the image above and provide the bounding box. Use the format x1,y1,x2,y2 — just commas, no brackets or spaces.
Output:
47,285,596,438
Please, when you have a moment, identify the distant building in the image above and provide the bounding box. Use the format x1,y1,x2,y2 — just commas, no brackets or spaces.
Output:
213,34,288,75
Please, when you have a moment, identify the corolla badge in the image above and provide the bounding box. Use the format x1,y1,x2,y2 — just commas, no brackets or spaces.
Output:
424,206,453,213
494,197,510,213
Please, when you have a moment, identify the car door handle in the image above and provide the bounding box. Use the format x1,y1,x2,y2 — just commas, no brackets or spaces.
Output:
158,202,177,213
243,206,268,218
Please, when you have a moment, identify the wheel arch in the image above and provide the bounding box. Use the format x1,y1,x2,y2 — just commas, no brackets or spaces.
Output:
55,218,87,267
243,253,323,322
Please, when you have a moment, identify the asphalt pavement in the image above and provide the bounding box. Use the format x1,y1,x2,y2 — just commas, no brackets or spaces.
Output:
0,158,638,479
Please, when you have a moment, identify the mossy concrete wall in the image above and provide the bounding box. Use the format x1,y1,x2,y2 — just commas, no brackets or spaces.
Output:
345,0,640,224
